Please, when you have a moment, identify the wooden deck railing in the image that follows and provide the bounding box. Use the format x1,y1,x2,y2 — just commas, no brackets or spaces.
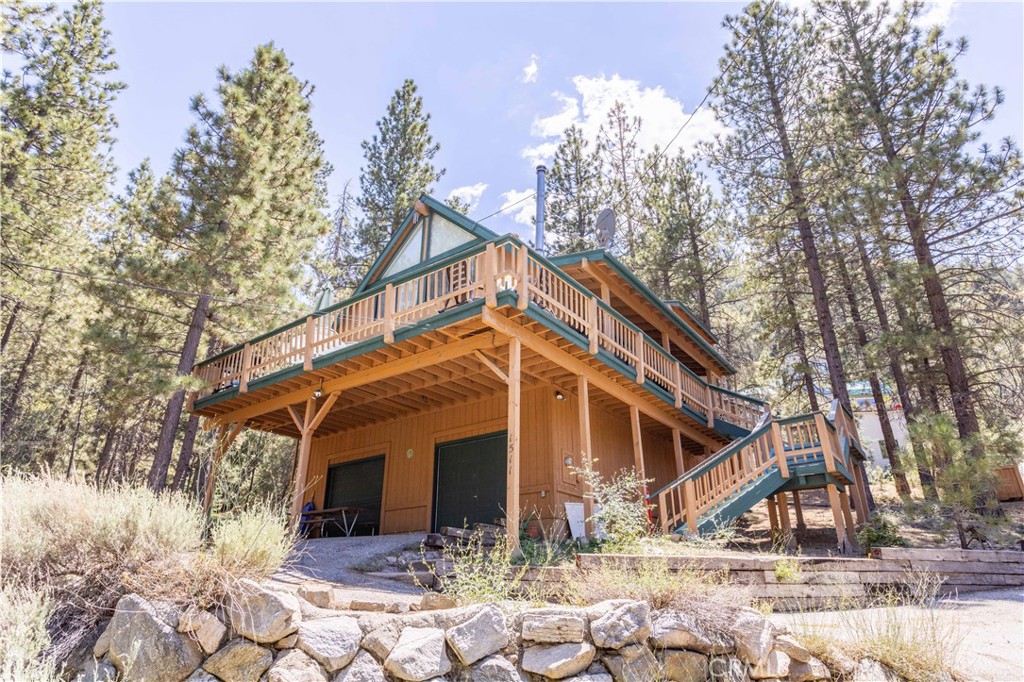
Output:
652,407,863,535
192,236,766,435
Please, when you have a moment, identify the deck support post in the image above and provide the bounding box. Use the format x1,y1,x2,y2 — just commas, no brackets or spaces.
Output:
672,429,685,478
839,490,857,544
577,375,595,538
484,243,498,308
792,490,807,530
766,496,780,540
506,337,522,550
777,492,794,548
202,420,245,521
827,483,852,555
629,405,646,481
288,392,341,527
853,463,871,524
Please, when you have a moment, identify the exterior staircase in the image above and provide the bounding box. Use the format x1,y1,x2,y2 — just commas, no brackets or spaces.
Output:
651,401,867,536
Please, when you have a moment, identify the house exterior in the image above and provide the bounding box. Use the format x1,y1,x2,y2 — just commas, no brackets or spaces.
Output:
847,381,910,469
189,196,870,551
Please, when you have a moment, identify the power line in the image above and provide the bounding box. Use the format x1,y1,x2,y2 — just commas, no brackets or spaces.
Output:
477,191,536,223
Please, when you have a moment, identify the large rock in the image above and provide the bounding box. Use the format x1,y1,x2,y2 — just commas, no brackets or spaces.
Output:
299,584,339,609
227,580,302,644
384,627,452,681
334,650,387,682
589,601,650,650
709,656,750,682
660,650,709,682
178,605,228,655
750,650,790,679
851,659,898,682
297,616,363,673
564,674,613,682
522,610,586,643
650,610,733,654
107,594,202,682
464,654,525,682
74,658,117,682
788,657,831,682
184,670,219,682
446,605,509,666
267,649,328,682
773,635,810,663
420,592,457,610
521,642,596,679
601,644,657,682
730,610,775,666
203,638,273,682
361,624,399,662
93,621,112,658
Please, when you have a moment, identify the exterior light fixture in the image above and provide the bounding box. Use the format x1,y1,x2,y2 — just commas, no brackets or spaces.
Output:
313,380,323,399
554,390,565,401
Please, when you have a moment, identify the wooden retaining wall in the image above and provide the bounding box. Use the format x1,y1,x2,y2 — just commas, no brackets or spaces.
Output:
561,548,1024,611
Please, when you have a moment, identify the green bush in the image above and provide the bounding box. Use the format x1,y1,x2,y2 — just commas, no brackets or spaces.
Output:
573,460,653,552
856,513,908,552
417,529,530,605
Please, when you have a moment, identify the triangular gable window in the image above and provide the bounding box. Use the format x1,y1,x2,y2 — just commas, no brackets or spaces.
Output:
382,221,425,279
428,214,475,257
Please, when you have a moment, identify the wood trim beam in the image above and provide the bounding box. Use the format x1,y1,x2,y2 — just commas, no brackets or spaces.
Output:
577,375,594,538
630,404,646,481
506,337,522,551
473,350,509,384
480,308,719,448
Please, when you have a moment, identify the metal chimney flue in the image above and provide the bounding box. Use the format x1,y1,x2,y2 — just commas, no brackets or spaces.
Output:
534,164,547,253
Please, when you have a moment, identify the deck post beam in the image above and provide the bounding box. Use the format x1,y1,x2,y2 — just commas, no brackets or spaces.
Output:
484,243,498,308
629,404,646,482
853,463,871,524
672,429,686,478
506,337,522,551
288,391,341,527
827,483,852,555
202,420,246,520
766,496,780,540
577,375,595,538
777,492,794,547
792,490,807,530
839,490,857,544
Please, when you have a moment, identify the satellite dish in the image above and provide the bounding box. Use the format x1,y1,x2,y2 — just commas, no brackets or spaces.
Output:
595,208,616,249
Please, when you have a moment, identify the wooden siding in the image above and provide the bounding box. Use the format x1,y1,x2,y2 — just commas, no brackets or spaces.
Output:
305,382,701,536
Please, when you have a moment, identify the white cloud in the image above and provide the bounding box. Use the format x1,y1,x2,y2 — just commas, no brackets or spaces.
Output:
521,74,726,167
447,182,488,212
520,54,539,84
499,188,536,230
916,0,957,28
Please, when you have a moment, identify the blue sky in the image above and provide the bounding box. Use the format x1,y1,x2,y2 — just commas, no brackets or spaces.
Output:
103,1,1023,239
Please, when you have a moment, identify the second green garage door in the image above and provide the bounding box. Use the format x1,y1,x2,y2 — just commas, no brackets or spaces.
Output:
432,432,507,532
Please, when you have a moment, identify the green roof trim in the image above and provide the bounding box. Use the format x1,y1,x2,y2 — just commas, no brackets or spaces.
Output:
355,194,501,294
664,299,718,343
549,250,737,374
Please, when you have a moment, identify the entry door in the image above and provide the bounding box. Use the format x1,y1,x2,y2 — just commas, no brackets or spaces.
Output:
324,455,385,536
433,432,507,532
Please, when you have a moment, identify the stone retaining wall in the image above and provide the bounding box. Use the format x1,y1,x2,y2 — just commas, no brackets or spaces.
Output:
76,579,876,682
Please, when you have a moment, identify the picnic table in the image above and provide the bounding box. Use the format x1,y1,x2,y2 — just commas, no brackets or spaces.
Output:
301,506,365,538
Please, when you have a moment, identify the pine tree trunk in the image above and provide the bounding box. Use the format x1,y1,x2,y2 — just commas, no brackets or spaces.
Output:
775,244,820,412
1,299,22,355
44,352,89,469
2,319,45,438
147,294,211,492
94,426,118,489
66,392,86,478
172,413,202,492
829,226,911,495
687,226,711,330
757,31,850,409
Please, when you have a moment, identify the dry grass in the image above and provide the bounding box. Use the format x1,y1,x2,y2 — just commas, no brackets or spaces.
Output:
0,474,295,668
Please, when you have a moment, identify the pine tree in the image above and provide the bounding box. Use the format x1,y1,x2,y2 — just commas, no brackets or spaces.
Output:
710,0,853,410
546,125,606,255
146,43,331,491
311,180,361,295
356,79,444,266
598,102,645,263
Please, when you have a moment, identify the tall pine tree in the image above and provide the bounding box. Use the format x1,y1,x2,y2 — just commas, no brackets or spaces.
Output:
546,125,606,255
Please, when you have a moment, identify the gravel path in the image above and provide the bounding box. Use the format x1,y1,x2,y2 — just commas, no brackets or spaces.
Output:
273,533,426,604
775,588,1024,682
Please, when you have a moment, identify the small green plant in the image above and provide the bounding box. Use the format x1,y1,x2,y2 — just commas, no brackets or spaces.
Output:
414,529,530,605
772,557,802,583
572,459,653,552
856,513,908,552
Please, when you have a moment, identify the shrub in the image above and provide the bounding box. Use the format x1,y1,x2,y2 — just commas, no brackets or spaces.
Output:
573,461,653,552
772,557,802,583
0,584,60,682
0,475,295,666
856,513,909,552
416,529,530,605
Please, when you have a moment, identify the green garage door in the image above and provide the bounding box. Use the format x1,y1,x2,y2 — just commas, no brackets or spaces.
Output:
433,432,507,532
324,455,384,536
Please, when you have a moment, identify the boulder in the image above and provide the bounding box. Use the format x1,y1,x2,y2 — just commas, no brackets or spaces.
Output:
730,610,775,666
92,621,112,659
420,592,457,611
277,633,299,649
446,604,509,666
361,624,400,662
334,650,387,682
660,650,709,682
584,600,633,621
203,638,273,682
601,644,657,682
267,648,328,682
750,650,790,679
851,659,898,682
299,584,339,609
521,610,586,643
298,616,363,673
773,635,810,663
184,670,219,682
107,594,202,682
788,657,831,682
74,658,117,682
178,605,227,655
589,601,650,650
650,610,733,655
564,675,614,682
227,580,302,644
709,656,750,682
384,627,452,681
521,642,596,679
466,654,525,682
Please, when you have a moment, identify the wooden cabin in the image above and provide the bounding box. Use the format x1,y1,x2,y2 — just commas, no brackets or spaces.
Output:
190,196,871,551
